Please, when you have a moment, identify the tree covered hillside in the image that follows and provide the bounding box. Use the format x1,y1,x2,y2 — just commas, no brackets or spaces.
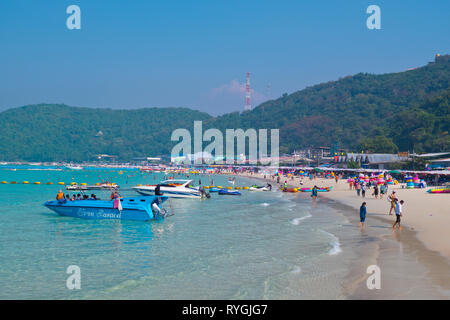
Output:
0,55,448,161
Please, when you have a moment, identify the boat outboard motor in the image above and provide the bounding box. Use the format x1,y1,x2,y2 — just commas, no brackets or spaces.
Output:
151,199,164,218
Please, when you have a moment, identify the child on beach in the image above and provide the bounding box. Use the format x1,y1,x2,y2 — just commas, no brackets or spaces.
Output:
359,202,367,230
392,199,404,230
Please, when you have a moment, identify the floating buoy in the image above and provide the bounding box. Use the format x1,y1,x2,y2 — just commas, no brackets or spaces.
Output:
235,187,241,190
203,186,209,189
10,181,17,184
226,186,232,190
217,186,223,189
46,182,53,185
243,186,249,190
81,183,87,186
23,181,29,184
70,182,77,186
58,182,65,185
34,182,41,185
1,181,7,184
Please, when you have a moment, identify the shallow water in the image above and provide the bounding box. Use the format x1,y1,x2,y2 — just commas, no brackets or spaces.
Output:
0,167,362,299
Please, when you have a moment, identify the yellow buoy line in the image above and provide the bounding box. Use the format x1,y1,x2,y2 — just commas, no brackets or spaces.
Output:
0,182,259,190
0,181,113,186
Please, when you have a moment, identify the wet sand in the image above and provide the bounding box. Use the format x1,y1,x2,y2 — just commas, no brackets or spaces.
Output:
237,172,450,299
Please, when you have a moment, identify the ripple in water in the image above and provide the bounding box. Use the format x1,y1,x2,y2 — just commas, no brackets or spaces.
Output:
323,231,342,255
291,266,302,274
291,214,312,225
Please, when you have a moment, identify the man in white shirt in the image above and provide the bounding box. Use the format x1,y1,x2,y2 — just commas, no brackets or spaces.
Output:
393,199,404,230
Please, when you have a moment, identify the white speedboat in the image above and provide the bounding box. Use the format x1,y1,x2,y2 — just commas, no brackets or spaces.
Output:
66,165,83,170
249,185,271,191
133,179,202,199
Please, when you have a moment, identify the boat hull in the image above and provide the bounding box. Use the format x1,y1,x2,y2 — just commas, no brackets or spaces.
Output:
134,188,201,198
44,196,168,221
218,190,241,196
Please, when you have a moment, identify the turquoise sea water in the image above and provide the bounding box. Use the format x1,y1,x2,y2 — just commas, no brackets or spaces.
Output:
0,166,360,299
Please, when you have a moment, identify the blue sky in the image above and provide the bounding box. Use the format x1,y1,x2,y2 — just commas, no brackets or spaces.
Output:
0,0,449,115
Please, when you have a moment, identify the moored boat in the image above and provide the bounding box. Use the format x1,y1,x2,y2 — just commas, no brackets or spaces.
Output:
132,179,201,199
218,189,241,196
43,195,168,221
66,183,119,191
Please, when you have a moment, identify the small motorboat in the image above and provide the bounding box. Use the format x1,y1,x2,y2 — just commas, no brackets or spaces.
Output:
218,189,241,196
43,195,169,221
133,179,201,199
300,187,332,192
66,165,83,170
249,185,271,192
66,183,119,191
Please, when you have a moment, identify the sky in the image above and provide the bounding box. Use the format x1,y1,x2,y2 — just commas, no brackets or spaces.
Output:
0,0,449,115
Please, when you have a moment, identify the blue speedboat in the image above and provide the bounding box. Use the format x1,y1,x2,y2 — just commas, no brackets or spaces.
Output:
43,196,168,221
218,189,241,196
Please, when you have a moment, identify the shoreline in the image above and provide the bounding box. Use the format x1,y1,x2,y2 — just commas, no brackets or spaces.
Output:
236,172,450,299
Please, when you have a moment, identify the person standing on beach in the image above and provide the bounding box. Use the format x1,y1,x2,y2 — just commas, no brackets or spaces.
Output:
388,191,397,215
392,200,404,230
372,185,379,199
356,182,361,196
361,183,366,198
380,183,386,199
335,175,339,184
311,186,318,202
359,202,367,230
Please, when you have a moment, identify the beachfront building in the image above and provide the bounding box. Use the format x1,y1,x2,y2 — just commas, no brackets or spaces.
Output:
336,153,409,170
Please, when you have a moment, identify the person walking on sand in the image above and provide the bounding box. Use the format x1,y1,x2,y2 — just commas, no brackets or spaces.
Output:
359,202,367,230
372,185,379,199
388,191,397,215
380,183,386,200
356,182,361,196
392,199,404,230
361,183,366,198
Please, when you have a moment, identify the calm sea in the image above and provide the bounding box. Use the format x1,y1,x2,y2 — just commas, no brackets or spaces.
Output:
0,166,362,299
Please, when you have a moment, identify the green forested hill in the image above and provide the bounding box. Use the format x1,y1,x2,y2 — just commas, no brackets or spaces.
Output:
0,55,449,161
0,105,211,161
207,54,450,154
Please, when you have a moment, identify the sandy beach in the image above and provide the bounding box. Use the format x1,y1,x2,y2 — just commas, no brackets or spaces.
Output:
238,171,450,299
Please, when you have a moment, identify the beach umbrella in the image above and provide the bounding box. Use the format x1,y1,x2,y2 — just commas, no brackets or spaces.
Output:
388,170,401,174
